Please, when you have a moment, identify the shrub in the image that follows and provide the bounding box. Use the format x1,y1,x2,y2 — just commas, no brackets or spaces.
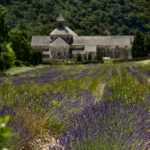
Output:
0,43,15,70
88,53,92,60
76,53,82,62
31,50,42,66
0,115,13,149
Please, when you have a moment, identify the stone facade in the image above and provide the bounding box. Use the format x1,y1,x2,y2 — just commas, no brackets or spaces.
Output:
31,14,134,61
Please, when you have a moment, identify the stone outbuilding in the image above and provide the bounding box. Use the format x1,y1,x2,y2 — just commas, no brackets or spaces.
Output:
31,14,134,61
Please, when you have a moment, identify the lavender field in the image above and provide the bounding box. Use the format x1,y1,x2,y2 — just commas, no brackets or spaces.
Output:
0,63,150,150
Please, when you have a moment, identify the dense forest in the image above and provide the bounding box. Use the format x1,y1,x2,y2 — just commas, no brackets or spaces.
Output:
0,4,41,71
0,0,150,38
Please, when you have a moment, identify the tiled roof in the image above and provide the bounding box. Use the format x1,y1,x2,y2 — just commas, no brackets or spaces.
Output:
73,36,134,46
50,26,78,36
31,36,51,47
49,37,69,48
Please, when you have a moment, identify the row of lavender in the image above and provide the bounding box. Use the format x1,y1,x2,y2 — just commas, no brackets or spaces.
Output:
135,63,150,77
0,65,104,85
57,101,149,150
53,65,150,150
0,64,109,148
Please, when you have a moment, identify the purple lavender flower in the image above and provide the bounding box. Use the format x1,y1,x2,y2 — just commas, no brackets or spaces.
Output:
127,66,148,83
102,68,113,84
58,100,149,149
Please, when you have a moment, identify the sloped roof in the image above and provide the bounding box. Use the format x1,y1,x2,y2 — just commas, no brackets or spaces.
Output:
31,36,51,47
66,27,78,36
50,28,69,35
73,36,134,46
49,37,70,48
57,14,65,22
50,26,78,36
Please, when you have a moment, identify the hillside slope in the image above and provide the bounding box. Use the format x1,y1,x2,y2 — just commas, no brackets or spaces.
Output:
1,0,150,37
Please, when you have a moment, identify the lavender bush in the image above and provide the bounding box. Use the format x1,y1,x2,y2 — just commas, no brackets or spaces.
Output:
58,100,149,150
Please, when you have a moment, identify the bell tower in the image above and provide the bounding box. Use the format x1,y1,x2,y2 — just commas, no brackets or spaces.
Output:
56,14,65,29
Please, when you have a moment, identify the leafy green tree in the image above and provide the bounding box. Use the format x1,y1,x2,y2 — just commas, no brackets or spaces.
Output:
0,0,11,5
31,50,42,65
0,5,8,43
76,53,82,61
131,31,146,57
0,5,15,71
0,115,13,149
9,30,32,64
144,34,150,56
119,0,125,5
0,43,15,70
88,53,92,61
3,0,150,36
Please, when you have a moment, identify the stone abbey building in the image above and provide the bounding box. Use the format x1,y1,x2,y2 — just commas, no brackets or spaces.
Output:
31,14,134,61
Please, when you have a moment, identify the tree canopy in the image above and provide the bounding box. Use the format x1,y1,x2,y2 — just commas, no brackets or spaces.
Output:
0,4,41,71
0,0,150,37
132,31,150,58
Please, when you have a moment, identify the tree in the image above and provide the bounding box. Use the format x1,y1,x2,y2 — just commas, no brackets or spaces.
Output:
0,43,15,70
2,0,150,36
31,50,42,66
0,5,15,71
76,53,82,61
131,31,145,57
0,0,11,5
88,53,92,60
119,0,125,6
0,5,8,43
9,30,32,64
144,34,150,56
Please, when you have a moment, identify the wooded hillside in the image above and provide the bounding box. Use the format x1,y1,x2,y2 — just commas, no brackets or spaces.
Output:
1,0,150,37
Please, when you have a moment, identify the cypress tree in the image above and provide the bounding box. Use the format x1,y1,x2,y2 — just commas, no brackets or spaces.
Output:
132,31,145,57
144,34,150,56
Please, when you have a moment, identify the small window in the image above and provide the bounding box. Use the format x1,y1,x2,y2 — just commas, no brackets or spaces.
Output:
64,52,66,56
